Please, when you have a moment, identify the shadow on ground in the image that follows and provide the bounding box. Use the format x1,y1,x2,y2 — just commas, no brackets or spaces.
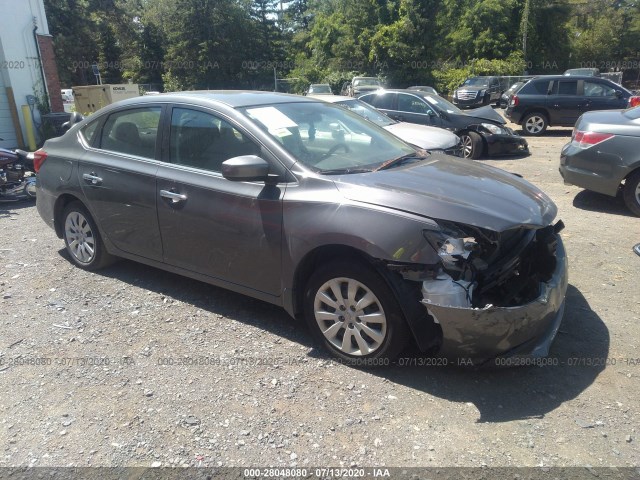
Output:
0,200,36,219
70,253,605,424
513,129,572,138
572,189,634,217
366,284,608,423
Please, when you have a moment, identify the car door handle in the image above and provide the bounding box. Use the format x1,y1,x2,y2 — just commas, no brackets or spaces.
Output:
82,173,103,185
160,189,187,203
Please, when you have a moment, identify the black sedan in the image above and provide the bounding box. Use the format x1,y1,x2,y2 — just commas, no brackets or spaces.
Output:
34,91,566,365
359,89,529,159
560,106,640,216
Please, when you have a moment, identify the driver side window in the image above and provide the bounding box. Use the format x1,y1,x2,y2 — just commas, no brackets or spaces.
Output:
169,108,259,172
397,94,432,115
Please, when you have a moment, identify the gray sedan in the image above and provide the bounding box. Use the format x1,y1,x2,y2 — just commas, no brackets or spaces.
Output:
560,106,640,216
35,91,567,365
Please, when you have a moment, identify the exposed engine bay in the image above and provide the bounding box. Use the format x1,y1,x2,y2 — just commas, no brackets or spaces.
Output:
392,220,565,310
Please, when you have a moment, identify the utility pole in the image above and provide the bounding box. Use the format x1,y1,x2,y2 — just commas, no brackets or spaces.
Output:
521,0,530,74
522,0,530,61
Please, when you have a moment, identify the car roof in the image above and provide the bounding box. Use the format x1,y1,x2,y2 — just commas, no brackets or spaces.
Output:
113,90,320,109
308,95,354,103
361,89,435,98
528,75,611,81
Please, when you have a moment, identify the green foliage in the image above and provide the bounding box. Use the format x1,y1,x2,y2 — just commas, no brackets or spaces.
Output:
433,52,527,94
43,0,640,93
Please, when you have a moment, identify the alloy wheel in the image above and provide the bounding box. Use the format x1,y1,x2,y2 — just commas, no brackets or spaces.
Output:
313,277,387,357
64,211,96,264
525,115,545,134
461,135,473,158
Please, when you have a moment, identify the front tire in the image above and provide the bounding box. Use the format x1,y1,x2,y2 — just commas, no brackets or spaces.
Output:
623,170,640,217
62,202,114,270
522,112,548,136
460,131,483,159
304,261,409,364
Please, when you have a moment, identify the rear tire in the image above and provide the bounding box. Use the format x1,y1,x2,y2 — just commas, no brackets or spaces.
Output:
303,260,409,365
521,112,548,136
460,131,483,159
62,201,115,270
623,170,640,217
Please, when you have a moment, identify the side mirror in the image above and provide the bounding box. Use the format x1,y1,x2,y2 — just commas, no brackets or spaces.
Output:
615,90,623,99
221,155,270,182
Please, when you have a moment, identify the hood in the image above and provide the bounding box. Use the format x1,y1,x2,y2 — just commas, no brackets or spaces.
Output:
384,123,459,150
464,105,506,125
458,85,489,92
333,155,557,232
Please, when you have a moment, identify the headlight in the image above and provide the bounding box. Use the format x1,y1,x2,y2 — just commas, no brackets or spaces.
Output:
422,224,478,269
453,90,458,98
478,90,485,97
481,123,505,135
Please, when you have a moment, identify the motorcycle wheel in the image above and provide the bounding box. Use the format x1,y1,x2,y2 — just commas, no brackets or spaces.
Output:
24,179,36,199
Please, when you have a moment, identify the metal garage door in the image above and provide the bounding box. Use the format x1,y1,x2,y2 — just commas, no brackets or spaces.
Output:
0,72,17,148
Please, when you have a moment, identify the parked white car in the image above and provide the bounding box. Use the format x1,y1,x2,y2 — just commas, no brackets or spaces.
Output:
61,89,74,102
310,95,463,156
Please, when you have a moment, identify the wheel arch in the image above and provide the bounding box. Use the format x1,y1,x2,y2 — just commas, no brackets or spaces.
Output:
53,193,85,238
521,109,550,126
459,128,487,158
623,161,640,183
291,244,441,352
291,244,375,317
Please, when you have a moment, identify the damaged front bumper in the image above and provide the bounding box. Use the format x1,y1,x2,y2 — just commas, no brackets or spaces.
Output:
422,236,568,364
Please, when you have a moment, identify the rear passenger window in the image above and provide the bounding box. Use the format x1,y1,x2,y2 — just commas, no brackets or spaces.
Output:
519,80,550,95
80,120,99,145
169,108,259,172
99,108,161,159
555,81,578,95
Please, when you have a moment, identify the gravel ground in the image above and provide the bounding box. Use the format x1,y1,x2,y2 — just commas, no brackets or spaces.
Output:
0,124,639,471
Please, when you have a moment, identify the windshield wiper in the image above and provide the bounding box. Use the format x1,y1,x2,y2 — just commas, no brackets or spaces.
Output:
374,153,423,171
321,167,374,175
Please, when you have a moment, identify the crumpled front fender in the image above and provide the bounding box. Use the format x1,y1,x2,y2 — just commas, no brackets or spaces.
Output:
424,237,568,361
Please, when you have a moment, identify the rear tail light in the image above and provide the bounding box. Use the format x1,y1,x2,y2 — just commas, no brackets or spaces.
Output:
33,149,48,172
509,95,519,107
572,130,614,149
629,96,640,108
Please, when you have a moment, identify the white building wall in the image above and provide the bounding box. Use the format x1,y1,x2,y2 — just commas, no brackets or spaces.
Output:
0,0,51,148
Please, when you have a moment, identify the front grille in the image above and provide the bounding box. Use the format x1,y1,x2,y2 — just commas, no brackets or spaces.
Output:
457,90,478,100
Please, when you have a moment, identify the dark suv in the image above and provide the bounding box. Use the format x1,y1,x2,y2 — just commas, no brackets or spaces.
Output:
452,76,504,108
505,75,635,135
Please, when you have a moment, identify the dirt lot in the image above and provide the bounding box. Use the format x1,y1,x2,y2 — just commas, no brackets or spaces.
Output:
1,126,639,472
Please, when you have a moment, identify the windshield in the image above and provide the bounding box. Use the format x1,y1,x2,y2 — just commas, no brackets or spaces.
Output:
462,77,489,87
422,94,464,115
353,78,380,87
334,99,395,127
241,102,415,173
